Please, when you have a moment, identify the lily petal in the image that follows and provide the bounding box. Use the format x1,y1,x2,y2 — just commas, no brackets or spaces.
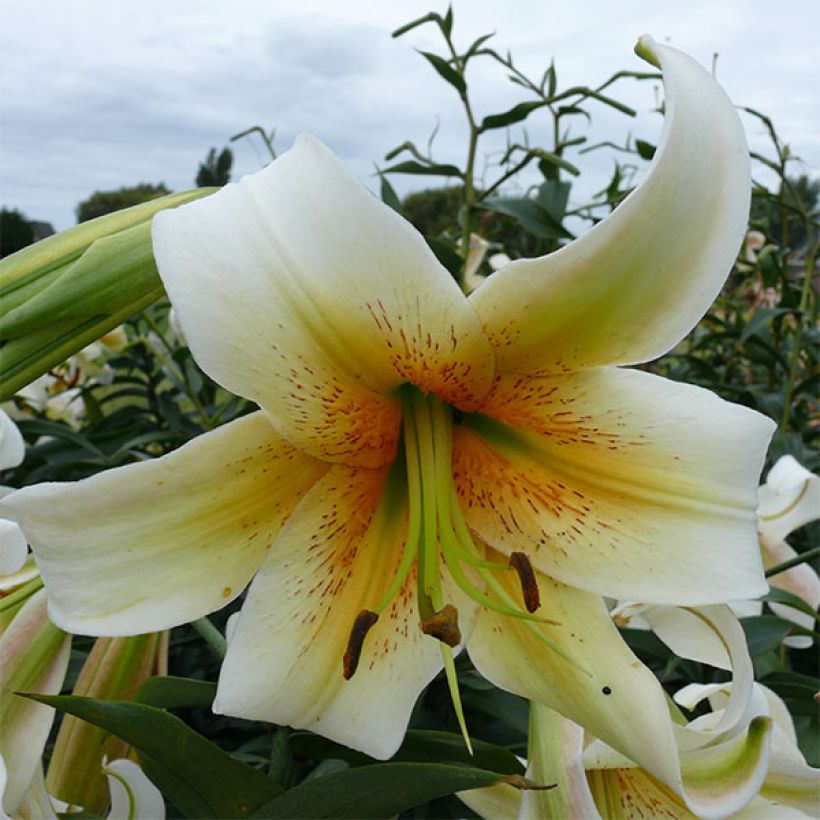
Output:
457,368,772,604
152,135,495,468
104,759,165,820
0,413,328,634
467,561,682,790
0,590,70,816
0,411,24,471
757,455,820,543
0,517,27,576
470,36,749,374
214,463,473,760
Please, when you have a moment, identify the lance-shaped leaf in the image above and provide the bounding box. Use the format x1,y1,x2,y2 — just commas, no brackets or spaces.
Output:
0,188,213,399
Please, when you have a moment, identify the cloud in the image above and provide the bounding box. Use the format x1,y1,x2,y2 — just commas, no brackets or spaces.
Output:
1,0,816,230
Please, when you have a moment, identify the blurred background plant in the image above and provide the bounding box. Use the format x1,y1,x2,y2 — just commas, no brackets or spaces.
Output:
0,7,816,817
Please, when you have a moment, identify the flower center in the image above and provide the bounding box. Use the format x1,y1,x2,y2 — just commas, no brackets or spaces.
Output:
342,385,543,681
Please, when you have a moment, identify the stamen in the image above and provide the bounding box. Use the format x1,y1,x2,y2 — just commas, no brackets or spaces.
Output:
343,609,379,680
509,552,541,613
420,603,461,647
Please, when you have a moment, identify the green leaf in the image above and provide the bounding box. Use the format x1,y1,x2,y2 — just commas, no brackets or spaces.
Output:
290,729,524,776
391,13,436,38
418,51,466,95
741,616,793,656
441,5,453,37
382,160,463,178
537,181,571,223
739,308,793,344
250,762,522,818
480,101,546,131
479,197,573,241
379,175,402,213
426,236,463,277
760,588,819,621
134,676,217,709
635,139,656,160
462,32,495,62
27,695,281,818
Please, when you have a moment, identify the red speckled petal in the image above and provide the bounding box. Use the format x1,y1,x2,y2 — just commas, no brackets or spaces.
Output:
153,135,495,468
453,367,773,604
214,463,474,760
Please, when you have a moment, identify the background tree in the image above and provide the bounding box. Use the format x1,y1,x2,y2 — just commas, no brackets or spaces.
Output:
76,183,170,223
0,207,34,257
196,146,233,187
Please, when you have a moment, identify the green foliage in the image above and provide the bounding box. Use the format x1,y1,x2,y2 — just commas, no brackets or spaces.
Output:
196,146,233,187
0,207,35,257
76,183,171,223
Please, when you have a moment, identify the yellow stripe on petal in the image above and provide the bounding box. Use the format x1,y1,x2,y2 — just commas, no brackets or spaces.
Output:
470,37,750,374
0,413,328,635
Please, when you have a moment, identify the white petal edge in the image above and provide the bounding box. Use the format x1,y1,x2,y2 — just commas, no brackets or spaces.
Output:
0,411,24,471
757,455,820,543
470,36,750,374
0,517,27,575
0,413,328,635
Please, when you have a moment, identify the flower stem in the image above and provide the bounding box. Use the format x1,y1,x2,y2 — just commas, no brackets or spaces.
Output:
765,545,820,578
191,616,227,659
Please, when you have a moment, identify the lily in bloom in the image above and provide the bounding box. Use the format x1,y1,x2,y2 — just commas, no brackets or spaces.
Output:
2,36,774,799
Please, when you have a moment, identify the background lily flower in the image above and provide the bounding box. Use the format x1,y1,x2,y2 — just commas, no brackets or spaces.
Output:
1,35,774,791
755,455,819,648
0,410,27,580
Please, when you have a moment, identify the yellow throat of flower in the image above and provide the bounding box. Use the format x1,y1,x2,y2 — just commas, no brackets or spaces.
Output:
342,385,545,681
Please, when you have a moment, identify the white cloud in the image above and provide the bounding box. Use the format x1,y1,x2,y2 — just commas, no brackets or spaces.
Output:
1,0,817,229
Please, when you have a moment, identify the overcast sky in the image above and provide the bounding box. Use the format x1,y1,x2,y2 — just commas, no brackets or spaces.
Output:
1,0,817,231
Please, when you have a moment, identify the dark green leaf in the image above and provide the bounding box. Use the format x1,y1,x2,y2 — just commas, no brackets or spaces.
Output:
290,729,524,776
537,181,571,223
27,695,281,818
441,5,453,37
419,51,466,95
391,13,436,38
480,101,546,131
383,160,463,178
760,588,819,621
739,308,793,344
479,197,573,241
462,32,495,62
379,176,402,213
426,237,463,277
134,675,217,709
635,139,656,160
251,762,522,819
741,616,793,656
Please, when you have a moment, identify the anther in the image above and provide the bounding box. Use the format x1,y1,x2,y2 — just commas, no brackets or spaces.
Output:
343,609,379,680
509,552,540,613
420,603,461,647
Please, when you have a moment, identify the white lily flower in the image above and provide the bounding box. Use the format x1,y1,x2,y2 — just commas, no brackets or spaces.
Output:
2,36,775,805
0,411,27,576
103,759,165,820
461,677,815,818
3,758,164,820
747,456,819,648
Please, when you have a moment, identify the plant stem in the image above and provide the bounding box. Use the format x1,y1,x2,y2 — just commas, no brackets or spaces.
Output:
765,545,820,578
191,616,227,659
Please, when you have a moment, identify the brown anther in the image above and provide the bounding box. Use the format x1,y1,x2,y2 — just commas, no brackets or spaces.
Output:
420,603,461,647
343,609,379,680
509,552,540,613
